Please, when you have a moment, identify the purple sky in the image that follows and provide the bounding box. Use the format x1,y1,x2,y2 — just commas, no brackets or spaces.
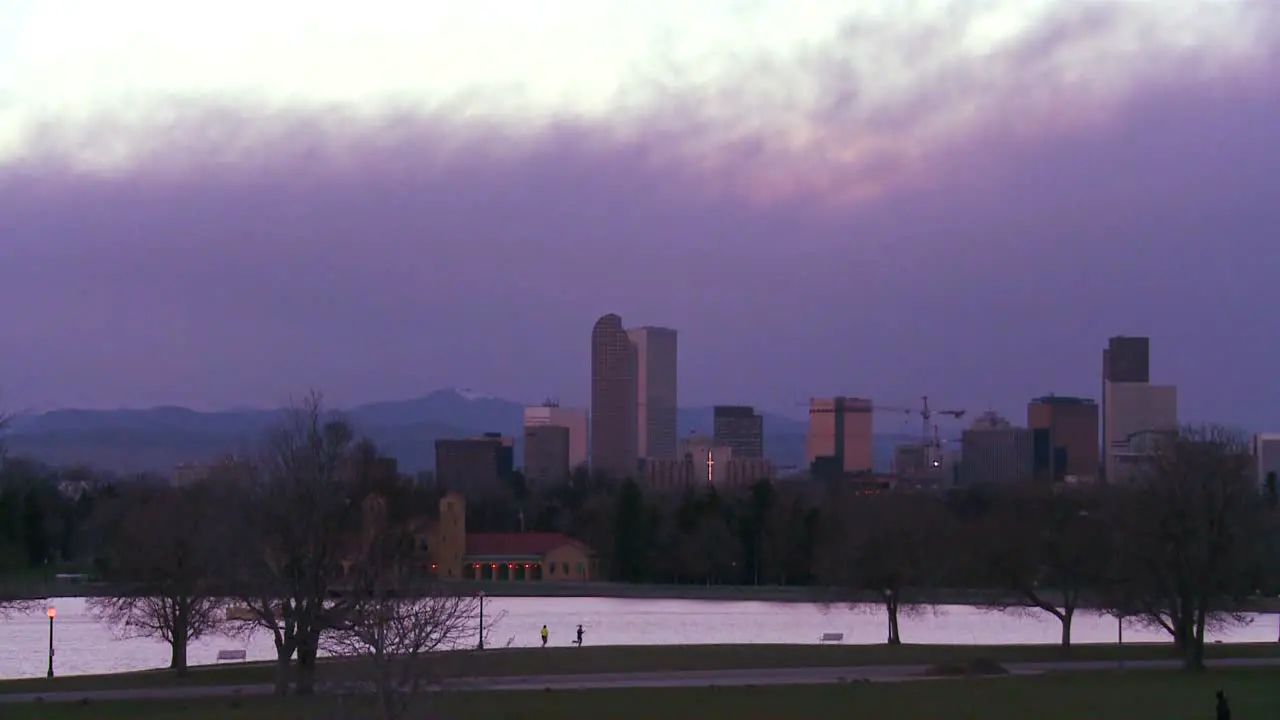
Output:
1,4,1278,431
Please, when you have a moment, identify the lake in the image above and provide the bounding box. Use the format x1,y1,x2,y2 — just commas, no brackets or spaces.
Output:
2,597,1276,679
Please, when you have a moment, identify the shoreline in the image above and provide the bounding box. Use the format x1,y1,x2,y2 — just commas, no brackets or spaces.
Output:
6,579,1279,612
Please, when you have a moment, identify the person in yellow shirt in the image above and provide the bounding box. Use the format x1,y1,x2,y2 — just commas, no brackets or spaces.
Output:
540,625,549,647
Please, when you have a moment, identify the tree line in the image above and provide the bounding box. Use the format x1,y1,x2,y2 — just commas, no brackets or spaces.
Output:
2,396,1279,704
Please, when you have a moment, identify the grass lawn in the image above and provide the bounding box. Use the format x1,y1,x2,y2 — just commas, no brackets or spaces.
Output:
2,667,1278,720
1,641,1277,694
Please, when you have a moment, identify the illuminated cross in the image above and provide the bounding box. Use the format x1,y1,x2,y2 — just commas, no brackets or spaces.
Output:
706,450,714,484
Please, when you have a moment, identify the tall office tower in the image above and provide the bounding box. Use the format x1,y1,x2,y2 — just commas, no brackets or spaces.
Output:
805,396,874,477
591,314,639,477
523,403,589,471
1101,336,1177,481
959,411,1034,486
713,405,764,459
434,433,515,496
523,424,571,487
1028,395,1100,482
626,326,678,459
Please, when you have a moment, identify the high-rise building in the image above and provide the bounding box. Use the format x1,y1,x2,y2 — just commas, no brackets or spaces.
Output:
523,424,571,487
713,405,764,459
591,314,639,477
959,411,1033,486
1028,395,1100,482
1100,336,1177,481
523,403,588,471
645,433,775,493
627,326,678,459
1254,433,1280,490
435,433,514,495
805,396,874,477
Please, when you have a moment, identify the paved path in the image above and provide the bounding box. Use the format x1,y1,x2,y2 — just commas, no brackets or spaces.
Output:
3,658,1279,704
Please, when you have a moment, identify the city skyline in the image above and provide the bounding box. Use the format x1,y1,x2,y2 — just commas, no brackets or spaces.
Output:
2,3,1278,432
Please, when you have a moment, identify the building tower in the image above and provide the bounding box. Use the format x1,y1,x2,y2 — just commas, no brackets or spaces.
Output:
591,314,639,477
1101,336,1177,481
1027,395,1099,483
805,396,874,477
713,405,764,459
627,326,678,460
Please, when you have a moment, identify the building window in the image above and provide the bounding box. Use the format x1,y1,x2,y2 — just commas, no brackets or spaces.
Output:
561,562,569,575
577,562,585,578
548,563,555,576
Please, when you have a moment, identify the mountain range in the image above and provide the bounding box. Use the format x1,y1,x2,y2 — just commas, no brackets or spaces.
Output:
3,389,910,476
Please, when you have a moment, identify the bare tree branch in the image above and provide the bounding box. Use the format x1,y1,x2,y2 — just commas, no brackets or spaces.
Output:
975,486,1110,647
220,391,395,696
86,482,227,675
816,491,947,644
1100,423,1265,670
322,493,482,720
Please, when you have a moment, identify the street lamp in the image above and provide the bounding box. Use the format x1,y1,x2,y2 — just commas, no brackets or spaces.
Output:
477,591,485,650
46,607,56,679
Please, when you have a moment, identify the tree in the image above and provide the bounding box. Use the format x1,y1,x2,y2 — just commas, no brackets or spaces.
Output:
611,480,650,582
324,495,481,720
817,491,946,644
977,487,1110,647
87,483,226,676
1102,424,1266,670
223,392,376,696
1265,471,1278,511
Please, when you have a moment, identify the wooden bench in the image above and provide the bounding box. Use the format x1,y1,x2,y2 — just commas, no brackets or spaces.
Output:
818,632,844,644
216,649,247,662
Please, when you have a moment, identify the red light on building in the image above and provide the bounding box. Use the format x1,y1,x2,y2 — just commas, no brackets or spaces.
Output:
491,564,496,568
524,564,530,568
507,563,514,568
431,564,437,570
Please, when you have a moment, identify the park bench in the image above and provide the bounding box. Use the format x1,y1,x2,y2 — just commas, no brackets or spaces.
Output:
216,649,247,662
818,632,844,643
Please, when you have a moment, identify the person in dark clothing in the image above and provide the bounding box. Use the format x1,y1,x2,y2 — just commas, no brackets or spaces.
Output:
1215,689,1231,720
575,624,584,646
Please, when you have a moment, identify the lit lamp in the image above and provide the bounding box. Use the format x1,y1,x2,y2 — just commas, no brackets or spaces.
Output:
46,607,56,679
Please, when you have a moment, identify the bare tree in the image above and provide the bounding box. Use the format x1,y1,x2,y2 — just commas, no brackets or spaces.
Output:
817,491,946,644
324,495,482,720
1102,424,1267,670
978,486,1110,647
87,483,226,675
222,392,385,696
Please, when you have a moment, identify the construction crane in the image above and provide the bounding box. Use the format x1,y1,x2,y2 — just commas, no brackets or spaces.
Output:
871,396,965,467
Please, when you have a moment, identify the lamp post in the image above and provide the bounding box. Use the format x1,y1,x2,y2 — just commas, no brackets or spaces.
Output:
46,607,56,679
477,591,485,650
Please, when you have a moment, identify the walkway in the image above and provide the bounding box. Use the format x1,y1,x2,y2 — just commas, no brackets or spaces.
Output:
2,658,1278,704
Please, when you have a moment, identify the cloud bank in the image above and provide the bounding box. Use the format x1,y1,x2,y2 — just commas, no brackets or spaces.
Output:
1,2,1278,429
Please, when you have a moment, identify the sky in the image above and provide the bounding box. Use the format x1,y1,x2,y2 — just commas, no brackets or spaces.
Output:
1,0,1278,431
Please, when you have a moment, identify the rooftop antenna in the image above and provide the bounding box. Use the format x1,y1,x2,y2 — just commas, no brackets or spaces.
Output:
541,397,559,408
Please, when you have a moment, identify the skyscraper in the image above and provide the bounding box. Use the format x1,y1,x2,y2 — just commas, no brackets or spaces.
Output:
523,403,589,471
627,326,678,459
1101,336,1177,481
713,405,764,459
805,396,874,476
1028,395,1099,482
591,314,638,477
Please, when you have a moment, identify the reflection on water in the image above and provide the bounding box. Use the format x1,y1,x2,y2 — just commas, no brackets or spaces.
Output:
1,596,1275,679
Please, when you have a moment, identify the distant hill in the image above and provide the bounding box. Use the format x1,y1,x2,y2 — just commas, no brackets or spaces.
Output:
4,389,910,475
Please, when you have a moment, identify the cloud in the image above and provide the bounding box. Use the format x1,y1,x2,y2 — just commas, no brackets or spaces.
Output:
0,3,1277,427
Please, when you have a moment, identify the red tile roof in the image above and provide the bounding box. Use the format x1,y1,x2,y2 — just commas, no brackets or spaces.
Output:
465,532,593,558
